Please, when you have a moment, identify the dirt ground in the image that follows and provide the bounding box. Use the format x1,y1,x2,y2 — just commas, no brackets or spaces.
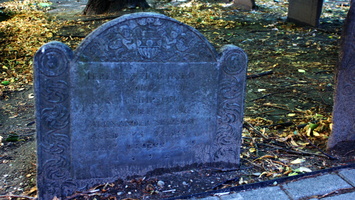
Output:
0,86,36,196
0,0,354,199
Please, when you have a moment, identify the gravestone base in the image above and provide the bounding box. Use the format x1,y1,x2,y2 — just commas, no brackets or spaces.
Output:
66,167,240,199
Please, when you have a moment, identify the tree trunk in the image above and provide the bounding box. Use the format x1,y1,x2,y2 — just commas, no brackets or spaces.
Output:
327,2,355,156
83,0,150,15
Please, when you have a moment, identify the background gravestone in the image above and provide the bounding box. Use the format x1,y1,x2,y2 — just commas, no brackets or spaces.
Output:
287,0,324,27
34,12,247,199
232,0,256,10
327,2,355,155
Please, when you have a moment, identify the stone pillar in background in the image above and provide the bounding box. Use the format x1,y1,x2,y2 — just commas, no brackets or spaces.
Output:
327,2,355,156
287,0,324,27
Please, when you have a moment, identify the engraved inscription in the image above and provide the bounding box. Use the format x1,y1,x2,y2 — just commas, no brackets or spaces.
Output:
70,62,219,179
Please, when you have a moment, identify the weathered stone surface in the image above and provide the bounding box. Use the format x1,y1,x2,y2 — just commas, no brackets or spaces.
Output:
34,12,247,199
327,2,355,155
232,0,255,10
287,0,324,27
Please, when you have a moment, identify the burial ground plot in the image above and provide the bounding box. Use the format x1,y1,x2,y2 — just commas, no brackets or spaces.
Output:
34,12,247,199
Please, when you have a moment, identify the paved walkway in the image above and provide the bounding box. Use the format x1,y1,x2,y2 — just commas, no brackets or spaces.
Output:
168,164,355,200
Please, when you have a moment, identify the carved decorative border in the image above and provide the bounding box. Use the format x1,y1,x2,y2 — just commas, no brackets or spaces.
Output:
34,42,74,199
215,45,248,163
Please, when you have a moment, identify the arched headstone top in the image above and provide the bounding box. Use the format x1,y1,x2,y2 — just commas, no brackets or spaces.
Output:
75,12,217,62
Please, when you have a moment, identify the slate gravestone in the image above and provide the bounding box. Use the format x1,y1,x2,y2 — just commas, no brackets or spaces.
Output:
34,12,247,199
327,2,355,155
287,0,324,27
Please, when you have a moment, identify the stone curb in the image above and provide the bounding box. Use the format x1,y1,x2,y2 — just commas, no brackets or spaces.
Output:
165,163,355,200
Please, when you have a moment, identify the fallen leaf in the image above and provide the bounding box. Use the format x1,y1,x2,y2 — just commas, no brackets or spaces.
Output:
1,81,10,85
288,172,299,176
9,114,18,119
294,167,312,173
290,158,305,164
288,113,296,117
249,147,256,152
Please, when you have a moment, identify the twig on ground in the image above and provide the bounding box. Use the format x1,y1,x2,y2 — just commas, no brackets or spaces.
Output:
301,134,338,160
258,143,330,158
241,158,266,170
263,103,305,113
260,121,294,129
250,93,273,102
0,195,37,200
247,70,273,79
254,142,260,157
270,160,289,167
244,121,268,139
244,110,276,116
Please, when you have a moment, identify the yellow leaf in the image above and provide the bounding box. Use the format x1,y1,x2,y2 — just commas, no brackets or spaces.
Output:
288,113,296,117
306,128,312,137
291,158,305,164
297,141,309,146
313,131,320,137
46,32,53,38
290,139,299,147
249,147,256,153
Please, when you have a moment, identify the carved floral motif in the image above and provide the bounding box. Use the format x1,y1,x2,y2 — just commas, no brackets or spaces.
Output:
76,14,216,62
38,48,69,76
